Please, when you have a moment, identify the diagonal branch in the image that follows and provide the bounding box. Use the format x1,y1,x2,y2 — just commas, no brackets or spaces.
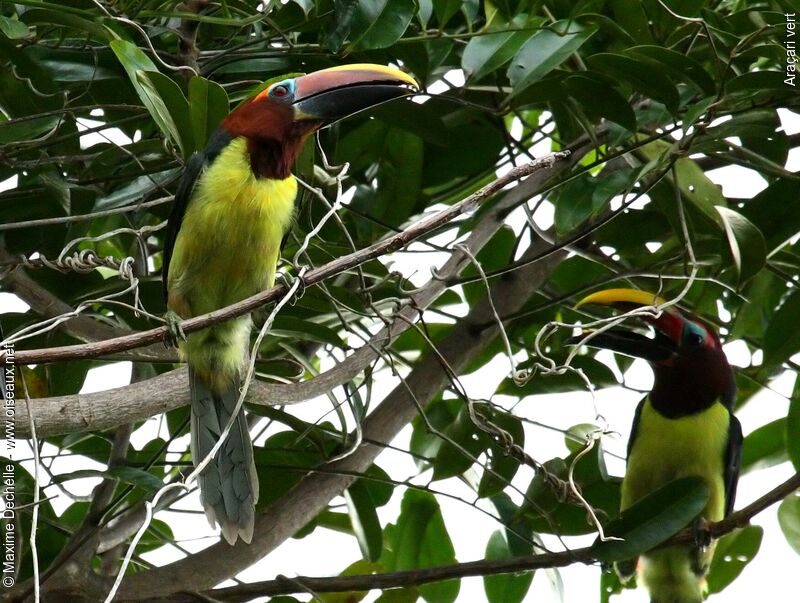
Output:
13,146,590,440
154,471,800,602
5,152,570,366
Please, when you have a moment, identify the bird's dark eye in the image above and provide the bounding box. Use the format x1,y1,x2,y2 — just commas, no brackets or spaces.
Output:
683,322,706,347
271,85,289,98
686,332,704,346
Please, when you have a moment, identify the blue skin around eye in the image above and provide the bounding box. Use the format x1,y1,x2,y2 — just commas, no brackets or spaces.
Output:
683,321,706,344
270,79,296,101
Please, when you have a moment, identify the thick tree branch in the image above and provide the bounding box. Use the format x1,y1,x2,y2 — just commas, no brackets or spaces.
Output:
155,471,800,601
13,368,293,439
116,228,568,598
5,152,570,366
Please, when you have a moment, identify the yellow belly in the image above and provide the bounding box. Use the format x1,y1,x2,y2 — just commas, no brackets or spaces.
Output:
622,399,731,603
167,137,297,318
166,137,296,386
621,399,730,522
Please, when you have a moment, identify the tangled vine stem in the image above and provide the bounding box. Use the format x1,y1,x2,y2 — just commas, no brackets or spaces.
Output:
2,151,570,365
154,471,800,602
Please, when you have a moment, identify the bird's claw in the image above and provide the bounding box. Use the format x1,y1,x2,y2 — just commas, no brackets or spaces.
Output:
164,310,186,348
688,516,713,575
691,516,712,549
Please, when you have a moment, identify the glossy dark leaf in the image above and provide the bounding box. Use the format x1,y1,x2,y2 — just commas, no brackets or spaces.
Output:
715,206,767,286
592,477,709,563
345,480,383,562
707,526,763,593
508,20,597,94
462,26,534,81
788,379,800,472
763,288,800,370
393,490,459,603
349,0,415,50
778,494,800,556
741,418,788,474
483,530,534,603
188,76,230,153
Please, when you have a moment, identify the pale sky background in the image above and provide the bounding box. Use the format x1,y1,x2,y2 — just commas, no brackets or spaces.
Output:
0,72,798,602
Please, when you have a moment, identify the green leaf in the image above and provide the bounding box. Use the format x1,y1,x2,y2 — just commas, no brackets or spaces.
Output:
508,20,596,95
778,494,800,556
740,179,800,253
433,0,461,28
0,15,30,39
585,53,680,114
393,490,459,603
377,128,424,226
188,76,229,153
477,409,525,498
462,27,533,82
349,0,415,50
626,45,715,94
787,381,800,472
741,418,787,474
563,74,637,131
0,115,59,144
290,0,314,14
715,206,767,286
19,9,113,43
110,40,188,154
93,169,179,211
707,526,763,593
483,530,533,603
592,477,709,563
137,70,193,156
763,288,800,369
269,316,344,347
638,139,726,225
320,560,383,602
553,168,637,235
345,480,383,562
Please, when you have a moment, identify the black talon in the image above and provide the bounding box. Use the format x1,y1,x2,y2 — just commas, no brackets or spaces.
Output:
689,516,712,575
691,516,712,548
164,310,186,348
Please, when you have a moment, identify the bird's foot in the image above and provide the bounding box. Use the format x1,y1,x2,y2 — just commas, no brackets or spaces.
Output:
276,271,306,303
614,558,638,583
691,516,712,548
164,310,186,348
690,517,713,575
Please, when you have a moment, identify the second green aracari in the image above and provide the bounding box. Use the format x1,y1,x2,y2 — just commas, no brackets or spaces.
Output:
572,288,742,603
163,64,418,545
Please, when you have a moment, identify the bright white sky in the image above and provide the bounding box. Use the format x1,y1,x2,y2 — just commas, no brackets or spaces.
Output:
0,92,798,602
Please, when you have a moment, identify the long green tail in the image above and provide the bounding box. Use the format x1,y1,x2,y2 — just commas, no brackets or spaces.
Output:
188,334,258,544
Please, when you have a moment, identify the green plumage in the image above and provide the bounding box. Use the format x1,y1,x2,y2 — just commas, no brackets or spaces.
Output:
572,289,742,603
618,397,741,602
165,133,296,544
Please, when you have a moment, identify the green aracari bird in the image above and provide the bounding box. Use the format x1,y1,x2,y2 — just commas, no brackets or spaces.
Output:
574,288,742,603
163,64,418,544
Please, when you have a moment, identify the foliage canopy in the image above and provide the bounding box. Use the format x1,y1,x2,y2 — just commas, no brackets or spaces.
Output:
1,0,799,602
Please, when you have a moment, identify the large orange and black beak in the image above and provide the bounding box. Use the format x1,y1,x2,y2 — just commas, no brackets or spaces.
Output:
569,288,687,363
257,63,418,124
